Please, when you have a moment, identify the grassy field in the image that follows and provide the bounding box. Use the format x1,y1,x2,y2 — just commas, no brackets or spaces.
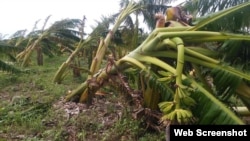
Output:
0,55,165,141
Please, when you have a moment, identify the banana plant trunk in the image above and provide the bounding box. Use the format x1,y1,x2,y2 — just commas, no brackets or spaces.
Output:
21,36,44,67
53,40,84,83
36,46,43,66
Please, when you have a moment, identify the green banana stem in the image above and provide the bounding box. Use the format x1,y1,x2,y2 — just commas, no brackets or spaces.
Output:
185,46,219,58
141,31,250,53
143,50,250,81
130,53,179,81
65,81,88,101
160,31,250,40
141,35,161,52
142,33,220,64
154,26,192,32
184,35,250,42
137,27,191,51
171,37,185,86
184,48,220,64
133,30,250,59
87,38,105,78
120,56,147,70
175,88,181,109
171,37,185,110
160,38,177,50
53,39,85,83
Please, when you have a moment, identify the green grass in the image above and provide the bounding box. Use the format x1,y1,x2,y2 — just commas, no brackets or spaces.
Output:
0,55,166,141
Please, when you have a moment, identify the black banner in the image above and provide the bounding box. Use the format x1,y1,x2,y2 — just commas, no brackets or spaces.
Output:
169,125,250,140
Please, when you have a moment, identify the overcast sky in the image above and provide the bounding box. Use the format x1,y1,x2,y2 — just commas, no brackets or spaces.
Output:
0,0,182,38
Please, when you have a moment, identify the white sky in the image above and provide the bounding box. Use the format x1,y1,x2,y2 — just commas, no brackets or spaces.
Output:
0,0,182,38
0,0,121,37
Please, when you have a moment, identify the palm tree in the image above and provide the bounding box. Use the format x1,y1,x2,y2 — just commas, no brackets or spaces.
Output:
65,0,250,127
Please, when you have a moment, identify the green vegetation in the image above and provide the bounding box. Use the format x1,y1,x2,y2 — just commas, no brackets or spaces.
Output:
0,55,165,140
1,0,250,140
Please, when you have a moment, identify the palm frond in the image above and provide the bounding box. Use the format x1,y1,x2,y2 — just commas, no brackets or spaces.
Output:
39,38,56,57
53,29,81,42
188,1,250,31
89,16,112,37
123,15,135,29
219,40,250,70
184,0,249,16
48,18,82,31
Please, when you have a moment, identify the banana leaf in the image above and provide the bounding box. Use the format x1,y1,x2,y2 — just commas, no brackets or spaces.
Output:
190,79,244,124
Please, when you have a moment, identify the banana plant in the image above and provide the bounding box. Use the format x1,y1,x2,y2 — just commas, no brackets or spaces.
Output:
53,1,143,90
0,42,21,73
16,16,82,67
53,2,143,84
66,1,250,125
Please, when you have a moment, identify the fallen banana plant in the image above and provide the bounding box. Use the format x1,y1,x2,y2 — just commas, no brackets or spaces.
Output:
66,2,250,125
53,1,142,84
66,27,250,124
